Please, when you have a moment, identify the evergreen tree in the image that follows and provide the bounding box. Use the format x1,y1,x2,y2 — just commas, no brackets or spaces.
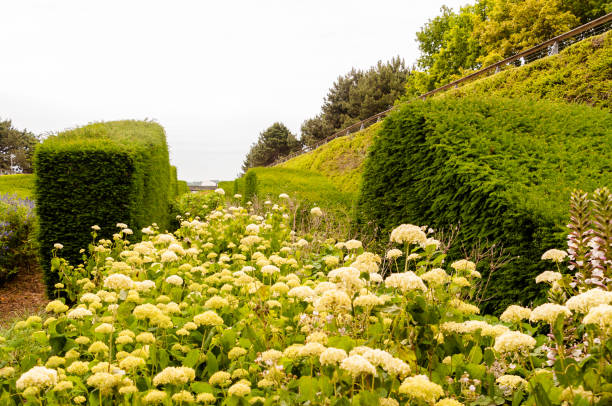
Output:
241,122,302,172
0,119,39,173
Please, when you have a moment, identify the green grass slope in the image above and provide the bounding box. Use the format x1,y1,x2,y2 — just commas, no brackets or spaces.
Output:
0,174,35,199
279,123,382,197
220,167,354,214
444,32,611,109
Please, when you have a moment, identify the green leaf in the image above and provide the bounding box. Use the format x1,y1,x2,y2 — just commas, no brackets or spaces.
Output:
184,349,201,368
206,351,218,375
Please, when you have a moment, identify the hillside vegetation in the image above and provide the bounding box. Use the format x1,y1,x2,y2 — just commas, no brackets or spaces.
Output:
279,123,381,197
273,32,610,201
0,174,34,199
358,96,611,314
220,167,354,214
444,32,611,109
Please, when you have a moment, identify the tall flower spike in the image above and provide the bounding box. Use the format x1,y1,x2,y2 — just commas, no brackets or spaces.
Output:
567,190,592,282
591,187,612,282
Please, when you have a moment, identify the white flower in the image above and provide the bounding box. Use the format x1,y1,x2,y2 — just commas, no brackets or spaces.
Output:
214,188,225,195
165,275,184,286
310,207,323,217
16,366,58,390
390,224,426,245
541,249,567,262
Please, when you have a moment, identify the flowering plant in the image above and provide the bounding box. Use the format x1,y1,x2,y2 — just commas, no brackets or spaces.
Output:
0,189,610,405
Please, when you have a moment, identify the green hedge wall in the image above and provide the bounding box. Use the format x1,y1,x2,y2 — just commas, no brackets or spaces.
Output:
358,96,611,314
35,120,173,296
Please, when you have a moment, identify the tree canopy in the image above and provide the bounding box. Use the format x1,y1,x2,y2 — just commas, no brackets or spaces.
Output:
0,119,39,173
405,0,609,96
241,122,302,173
301,57,409,148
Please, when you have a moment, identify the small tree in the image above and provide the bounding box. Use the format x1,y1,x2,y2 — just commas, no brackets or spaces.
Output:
241,123,302,172
0,119,39,173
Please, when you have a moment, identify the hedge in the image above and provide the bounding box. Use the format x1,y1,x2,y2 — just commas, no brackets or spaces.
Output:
35,120,173,296
358,96,612,314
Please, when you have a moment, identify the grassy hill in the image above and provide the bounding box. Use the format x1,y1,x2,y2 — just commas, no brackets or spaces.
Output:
0,174,35,199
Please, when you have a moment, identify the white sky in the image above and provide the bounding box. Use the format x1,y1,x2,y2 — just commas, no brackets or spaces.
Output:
0,0,467,182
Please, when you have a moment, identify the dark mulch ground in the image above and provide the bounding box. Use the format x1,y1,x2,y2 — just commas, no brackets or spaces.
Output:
0,266,47,327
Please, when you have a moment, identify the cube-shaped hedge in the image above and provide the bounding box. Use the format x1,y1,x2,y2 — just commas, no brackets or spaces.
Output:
35,120,173,295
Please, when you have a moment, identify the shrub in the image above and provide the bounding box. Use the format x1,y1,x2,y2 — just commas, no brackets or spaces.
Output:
358,96,612,314
34,120,174,296
0,194,37,281
243,170,258,205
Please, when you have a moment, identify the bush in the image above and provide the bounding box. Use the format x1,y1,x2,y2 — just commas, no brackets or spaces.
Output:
0,174,35,199
243,170,258,205
34,120,174,296
0,194,37,281
358,96,612,314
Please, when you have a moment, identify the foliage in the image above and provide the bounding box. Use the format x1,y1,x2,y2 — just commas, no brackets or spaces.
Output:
406,0,604,94
301,58,408,148
243,171,258,205
34,120,174,297
358,96,612,314
1,195,611,405
172,191,224,224
0,174,35,199
0,194,37,282
281,123,381,196
443,32,612,109
241,123,302,172
0,119,39,174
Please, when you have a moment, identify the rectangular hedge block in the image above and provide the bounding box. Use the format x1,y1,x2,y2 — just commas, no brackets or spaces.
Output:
34,120,173,296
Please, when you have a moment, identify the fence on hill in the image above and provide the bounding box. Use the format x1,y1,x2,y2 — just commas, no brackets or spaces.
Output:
269,12,612,167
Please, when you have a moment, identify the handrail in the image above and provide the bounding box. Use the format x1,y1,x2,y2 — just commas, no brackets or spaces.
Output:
269,12,611,167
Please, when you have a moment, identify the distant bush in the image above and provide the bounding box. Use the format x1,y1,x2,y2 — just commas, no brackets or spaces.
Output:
0,174,35,199
173,191,224,223
358,96,612,314
243,171,258,205
0,194,37,281
34,120,174,296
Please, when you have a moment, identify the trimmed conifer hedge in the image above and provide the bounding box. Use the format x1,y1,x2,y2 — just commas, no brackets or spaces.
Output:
358,97,612,314
35,120,174,296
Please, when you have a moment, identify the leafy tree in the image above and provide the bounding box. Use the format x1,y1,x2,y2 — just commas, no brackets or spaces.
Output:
406,0,587,96
0,119,39,173
560,0,611,24
300,114,334,149
241,122,302,172
301,58,408,148
475,0,578,60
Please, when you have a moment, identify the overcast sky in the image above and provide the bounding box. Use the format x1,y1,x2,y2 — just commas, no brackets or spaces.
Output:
1,0,467,182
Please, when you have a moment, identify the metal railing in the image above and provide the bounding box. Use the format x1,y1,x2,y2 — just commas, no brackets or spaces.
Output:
269,12,612,167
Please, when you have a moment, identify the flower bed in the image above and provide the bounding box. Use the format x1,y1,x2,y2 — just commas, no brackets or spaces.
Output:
0,189,610,405
0,193,37,282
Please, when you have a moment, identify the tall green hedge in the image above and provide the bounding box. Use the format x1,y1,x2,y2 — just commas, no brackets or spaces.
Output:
358,97,611,314
35,120,173,296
